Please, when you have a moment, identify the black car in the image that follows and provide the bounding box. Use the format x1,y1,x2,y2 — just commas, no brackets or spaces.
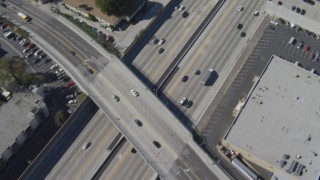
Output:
195,70,201,75
301,9,306,15
39,54,47,59
134,119,143,127
291,6,296,11
87,67,93,74
70,51,75,55
186,100,193,108
182,75,188,82
158,48,165,54
240,32,246,37
33,58,41,64
237,23,243,30
182,11,189,18
296,7,301,13
153,141,161,148
44,58,51,63
1,3,7,8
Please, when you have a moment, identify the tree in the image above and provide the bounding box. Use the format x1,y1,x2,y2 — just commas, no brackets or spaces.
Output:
54,110,66,127
95,0,129,16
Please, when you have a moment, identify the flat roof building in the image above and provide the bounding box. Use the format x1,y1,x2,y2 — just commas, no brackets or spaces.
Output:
0,87,48,171
223,56,320,180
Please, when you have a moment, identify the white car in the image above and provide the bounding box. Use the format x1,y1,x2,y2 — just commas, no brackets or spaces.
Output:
238,6,244,11
130,89,139,97
20,39,26,45
68,99,78,104
175,5,185,11
67,109,73,114
23,48,29,53
158,39,165,45
270,20,278,26
253,11,259,16
34,49,42,56
50,64,59,70
82,142,91,150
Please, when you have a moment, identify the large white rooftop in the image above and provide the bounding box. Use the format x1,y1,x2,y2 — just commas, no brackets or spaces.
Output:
225,56,320,180
0,90,44,159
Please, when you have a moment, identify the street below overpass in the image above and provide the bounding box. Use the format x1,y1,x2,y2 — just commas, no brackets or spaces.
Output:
6,0,230,179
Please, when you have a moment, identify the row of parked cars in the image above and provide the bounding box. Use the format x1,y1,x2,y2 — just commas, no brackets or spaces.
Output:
288,36,319,61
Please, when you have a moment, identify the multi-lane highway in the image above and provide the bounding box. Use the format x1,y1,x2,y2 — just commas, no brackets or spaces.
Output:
43,109,156,180
132,0,266,127
5,1,228,179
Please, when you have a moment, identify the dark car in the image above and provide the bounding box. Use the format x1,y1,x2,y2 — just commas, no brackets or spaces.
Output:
87,67,93,74
0,3,6,8
186,100,193,108
304,45,311,52
0,24,7,29
296,7,301,13
182,11,189,18
182,75,188,82
70,51,75,55
237,23,243,30
39,54,47,59
240,32,246,37
291,6,296,11
277,1,282,5
44,58,51,63
134,119,143,127
195,70,201,75
301,9,306,15
153,141,161,148
33,58,41,64
158,48,165,54
27,43,36,49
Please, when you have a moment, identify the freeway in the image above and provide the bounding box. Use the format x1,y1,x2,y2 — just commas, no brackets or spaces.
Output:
5,1,229,179
165,0,267,124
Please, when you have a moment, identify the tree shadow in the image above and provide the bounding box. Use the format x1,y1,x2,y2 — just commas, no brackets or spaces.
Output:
0,48,8,58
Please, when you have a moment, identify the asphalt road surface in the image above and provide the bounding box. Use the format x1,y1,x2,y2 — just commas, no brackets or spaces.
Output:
5,1,227,179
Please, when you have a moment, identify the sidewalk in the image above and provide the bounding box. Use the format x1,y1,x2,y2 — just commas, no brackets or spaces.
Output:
32,0,169,54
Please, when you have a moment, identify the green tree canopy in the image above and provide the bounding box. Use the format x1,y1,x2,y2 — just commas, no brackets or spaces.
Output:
95,0,129,16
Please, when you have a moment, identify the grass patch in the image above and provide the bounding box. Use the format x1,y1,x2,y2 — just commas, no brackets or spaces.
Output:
0,58,44,87
60,13,120,57
78,93,87,103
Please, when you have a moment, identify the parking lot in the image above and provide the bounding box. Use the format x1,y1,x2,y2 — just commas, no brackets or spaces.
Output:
267,18,320,73
0,20,83,116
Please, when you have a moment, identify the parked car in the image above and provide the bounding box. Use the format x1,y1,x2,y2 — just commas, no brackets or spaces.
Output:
304,45,311,52
270,20,278,26
237,23,243,30
296,41,304,49
68,99,78,104
50,64,59,70
65,94,75,100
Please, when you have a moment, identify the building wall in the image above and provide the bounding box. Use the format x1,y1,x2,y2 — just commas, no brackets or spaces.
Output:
65,4,123,27
221,139,295,179
16,131,27,145
1,148,13,161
